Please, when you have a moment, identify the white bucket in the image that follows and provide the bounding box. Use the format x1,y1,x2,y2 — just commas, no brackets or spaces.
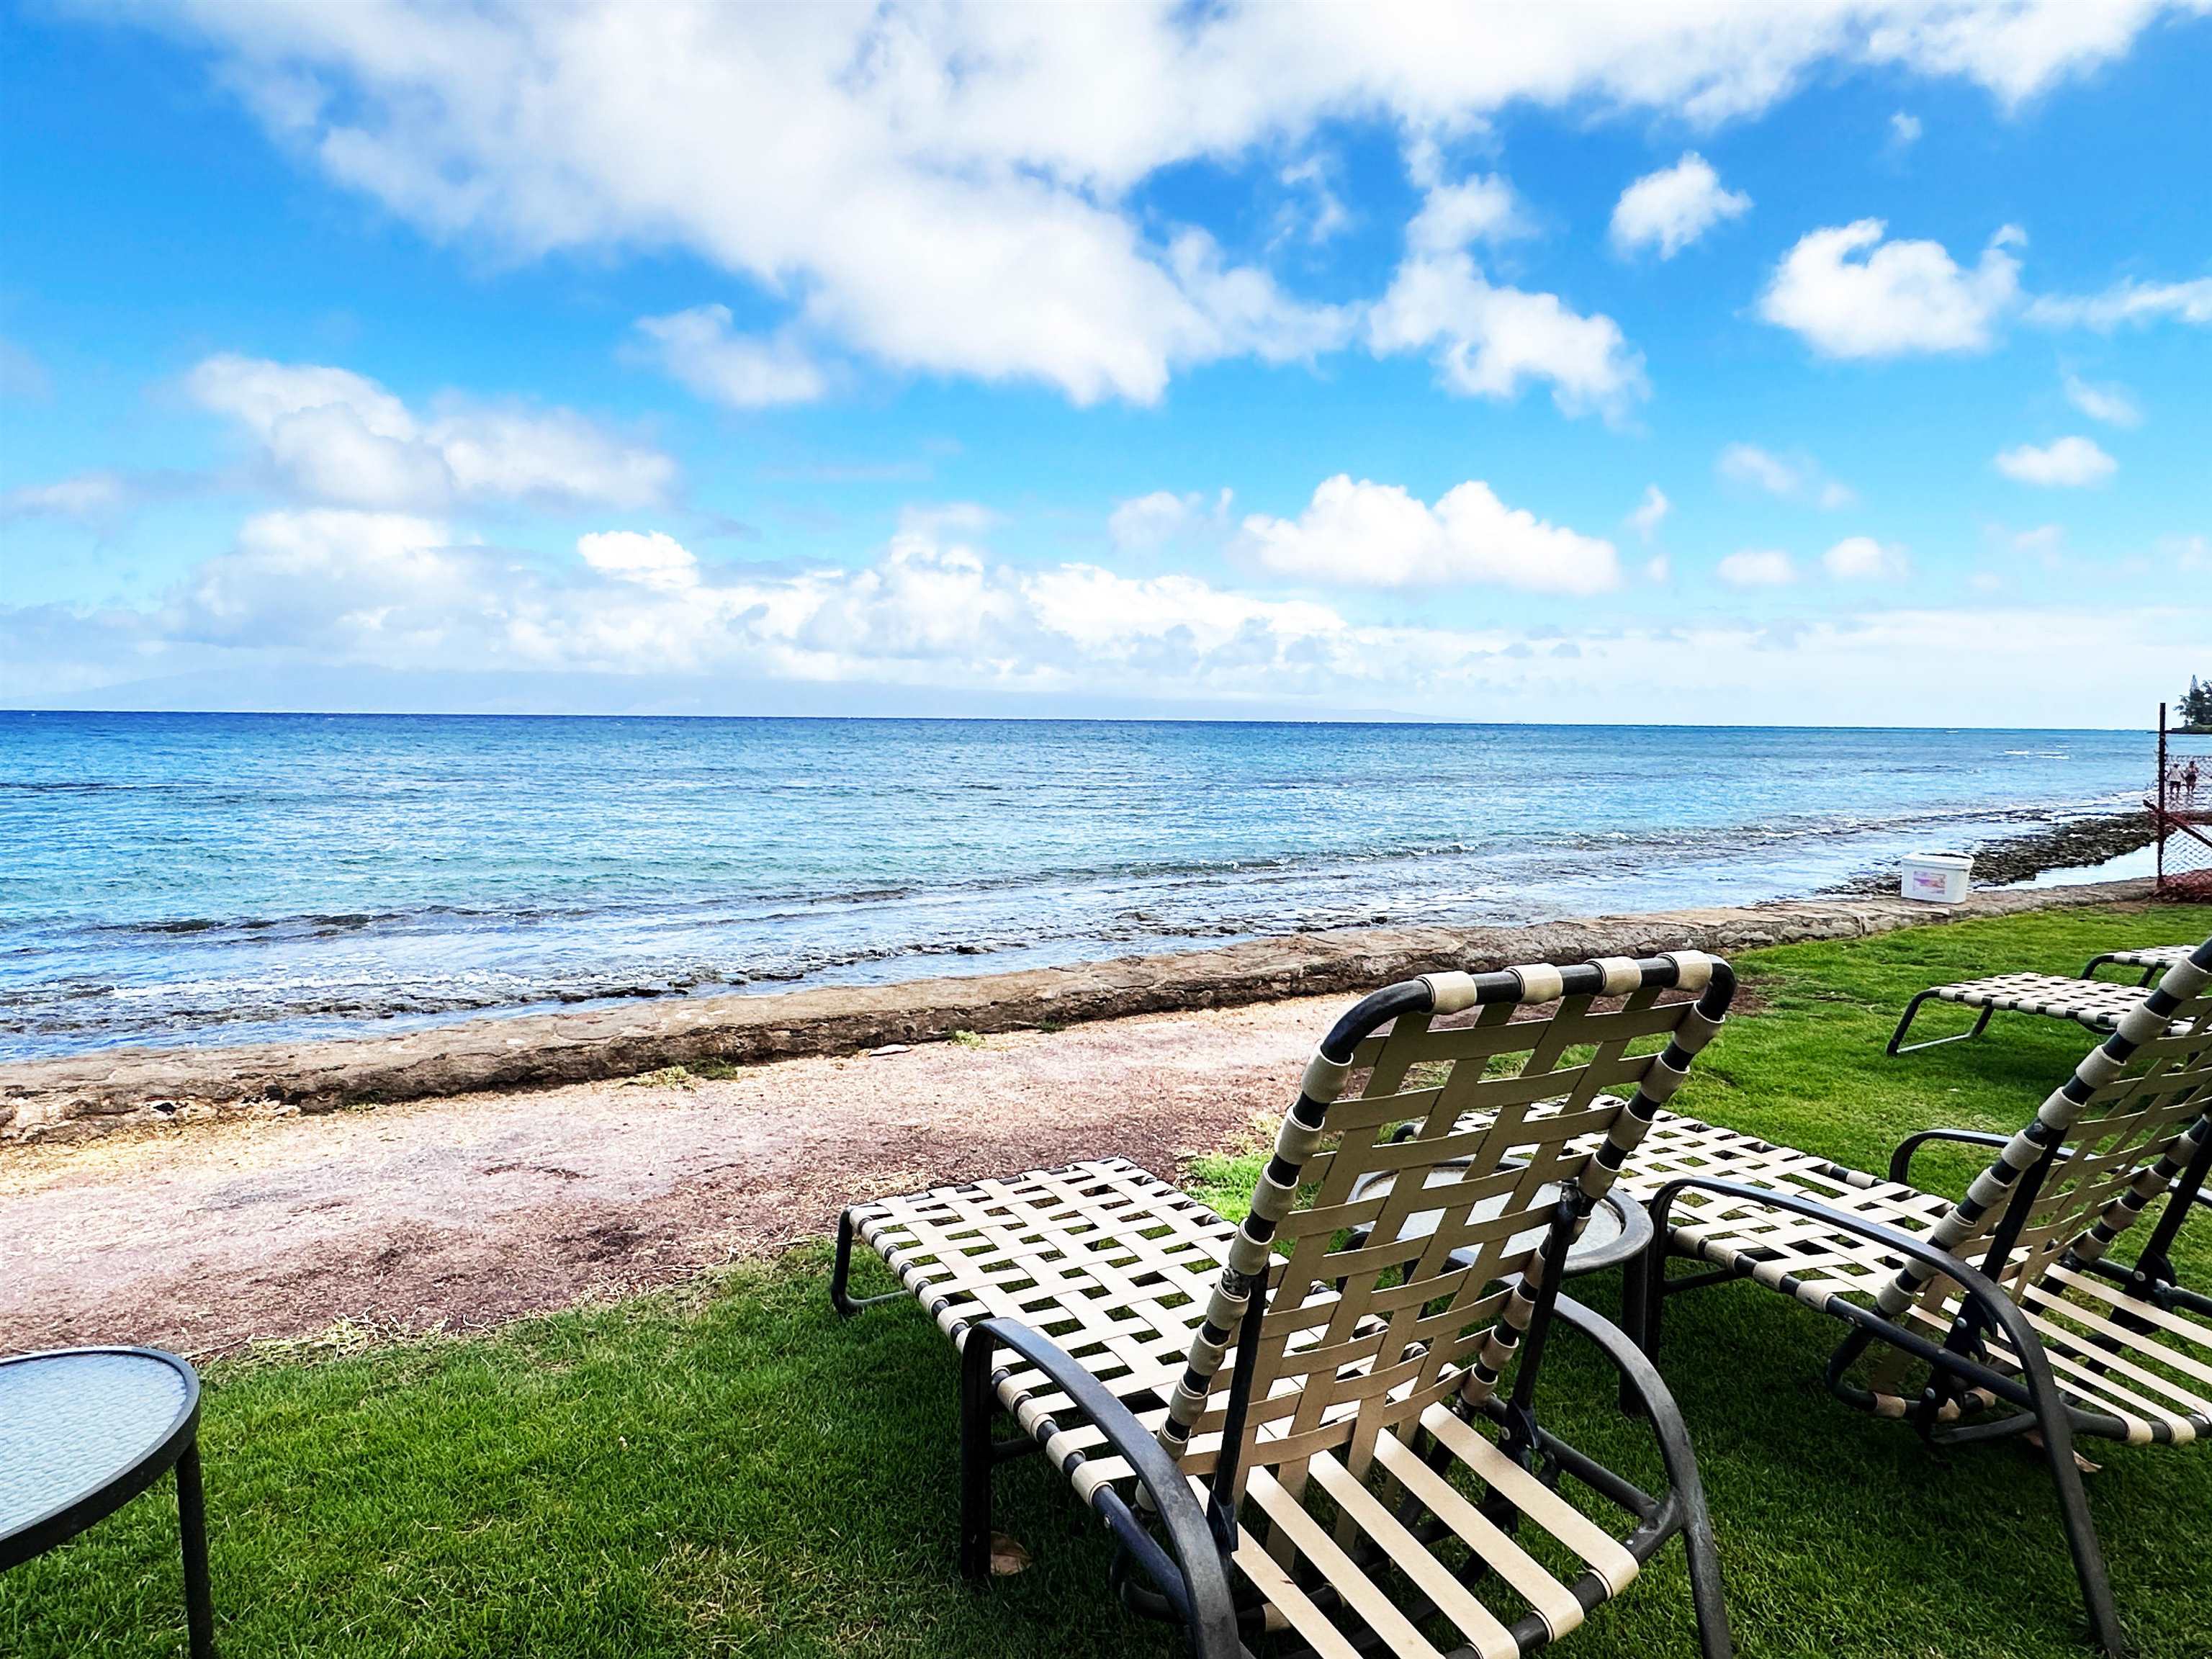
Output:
1900,850,1974,904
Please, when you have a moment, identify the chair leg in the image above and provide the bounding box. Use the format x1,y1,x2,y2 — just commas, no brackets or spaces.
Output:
1617,1250,1650,1416
176,1439,216,1659
829,1210,904,1316
1683,1498,1732,1659
1632,1235,1671,1379
2021,1387,2126,1657
958,1328,997,1585
1887,994,1995,1056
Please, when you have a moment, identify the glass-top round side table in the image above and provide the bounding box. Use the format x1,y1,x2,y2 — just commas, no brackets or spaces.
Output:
1344,1159,1654,1280
0,1347,215,1657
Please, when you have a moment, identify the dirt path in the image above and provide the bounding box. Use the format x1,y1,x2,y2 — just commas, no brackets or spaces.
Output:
0,996,1341,1357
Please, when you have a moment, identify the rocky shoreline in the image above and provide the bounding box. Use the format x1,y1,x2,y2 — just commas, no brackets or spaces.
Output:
0,876,2159,1146
1830,809,2155,895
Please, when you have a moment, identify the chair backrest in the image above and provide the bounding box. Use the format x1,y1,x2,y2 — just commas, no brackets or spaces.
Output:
1157,950,1733,1506
1874,936,2212,1328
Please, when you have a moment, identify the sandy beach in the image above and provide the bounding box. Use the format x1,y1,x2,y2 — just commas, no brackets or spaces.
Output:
0,875,2159,1359
1,994,1326,1357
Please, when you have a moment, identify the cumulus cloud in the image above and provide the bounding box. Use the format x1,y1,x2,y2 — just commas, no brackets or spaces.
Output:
1609,153,1750,258
1758,220,2022,357
1107,488,1231,552
1628,485,1670,541
1716,549,1797,587
17,515,2208,727
113,2,2179,408
577,529,701,591
176,509,475,648
1889,111,1923,148
1993,435,2116,486
1715,443,1855,508
143,508,1373,694
631,306,827,408
2026,276,2212,331
1403,153,1525,253
1822,536,1908,580
2061,372,2141,427
1237,475,1620,595
1369,249,1645,419
186,355,675,511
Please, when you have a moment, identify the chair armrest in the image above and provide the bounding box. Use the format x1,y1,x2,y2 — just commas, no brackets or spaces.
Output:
1547,1292,1706,1503
1642,1176,2078,1428
966,1317,1241,1659
1887,1128,2010,1184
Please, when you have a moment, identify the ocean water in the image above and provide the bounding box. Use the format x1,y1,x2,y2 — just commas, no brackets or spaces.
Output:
0,713,2151,1061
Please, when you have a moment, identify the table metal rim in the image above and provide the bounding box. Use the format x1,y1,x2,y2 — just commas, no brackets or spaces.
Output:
0,1346,202,1571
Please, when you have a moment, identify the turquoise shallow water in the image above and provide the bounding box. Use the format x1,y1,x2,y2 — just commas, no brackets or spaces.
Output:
0,713,2148,1059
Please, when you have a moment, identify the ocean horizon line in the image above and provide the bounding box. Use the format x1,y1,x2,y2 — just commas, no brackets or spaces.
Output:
0,708,2159,736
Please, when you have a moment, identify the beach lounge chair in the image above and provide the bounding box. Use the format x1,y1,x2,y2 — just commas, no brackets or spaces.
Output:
2082,943,2197,986
1618,938,2212,1656
1886,970,2151,1054
831,952,1740,1658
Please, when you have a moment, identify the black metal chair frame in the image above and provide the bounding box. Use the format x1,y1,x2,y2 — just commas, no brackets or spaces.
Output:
1626,1142,2171,1659
2082,950,2184,988
837,960,1739,1659
1890,1125,2212,1320
0,1346,215,1659
1884,988,1997,1055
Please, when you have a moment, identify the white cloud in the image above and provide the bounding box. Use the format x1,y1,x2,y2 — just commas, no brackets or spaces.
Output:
631,306,827,408
1715,443,1855,508
1608,153,1749,258
1889,110,1923,148
1716,549,1797,587
1758,220,2021,358
1628,485,1670,541
156,507,1367,693
1645,554,1671,583
2026,277,2212,331
1,471,131,524
1405,167,1524,254
1369,249,1645,418
1993,435,2116,487
1107,488,1231,552
186,355,675,511
1822,535,1908,580
177,510,475,647
2061,371,2142,427
577,529,700,592
122,3,2180,408
1858,1,2177,108
1238,475,1619,595
1164,230,1358,367
19,514,2208,727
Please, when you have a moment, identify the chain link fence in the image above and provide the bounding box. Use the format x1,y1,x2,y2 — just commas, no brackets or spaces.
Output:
2154,743,2212,899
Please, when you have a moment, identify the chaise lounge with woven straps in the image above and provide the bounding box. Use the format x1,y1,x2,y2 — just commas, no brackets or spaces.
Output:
1493,936,2210,1657
2082,943,2198,986
832,951,1740,1658
1886,970,2154,1054
1886,938,2206,1054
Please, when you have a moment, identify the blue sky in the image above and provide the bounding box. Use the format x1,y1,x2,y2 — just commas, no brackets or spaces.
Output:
2,1,2207,725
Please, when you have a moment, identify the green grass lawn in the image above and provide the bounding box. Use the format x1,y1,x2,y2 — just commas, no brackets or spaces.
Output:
6,904,2208,1658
